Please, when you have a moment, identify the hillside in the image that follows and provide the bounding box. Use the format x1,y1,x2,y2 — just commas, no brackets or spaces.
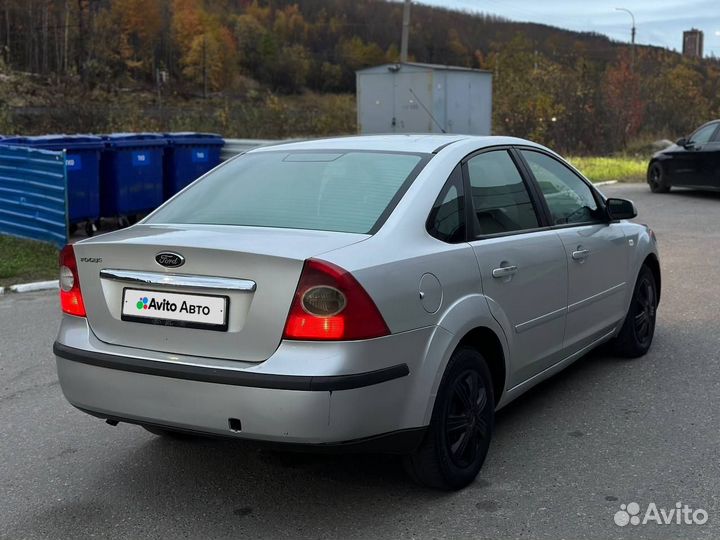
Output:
1,0,719,154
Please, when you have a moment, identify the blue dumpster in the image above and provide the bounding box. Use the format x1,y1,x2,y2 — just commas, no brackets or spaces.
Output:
0,134,104,235
100,133,167,224
163,132,224,197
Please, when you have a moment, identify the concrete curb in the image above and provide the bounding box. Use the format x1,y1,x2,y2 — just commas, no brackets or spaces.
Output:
8,280,59,293
594,180,619,186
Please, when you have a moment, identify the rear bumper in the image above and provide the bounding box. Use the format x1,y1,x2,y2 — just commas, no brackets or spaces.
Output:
54,316,445,449
75,404,427,454
53,342,409,391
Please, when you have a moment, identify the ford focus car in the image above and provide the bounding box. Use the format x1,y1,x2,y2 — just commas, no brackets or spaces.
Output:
54,135,660,490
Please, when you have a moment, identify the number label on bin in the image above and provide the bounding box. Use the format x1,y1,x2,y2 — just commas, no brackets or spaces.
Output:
66,154,82,171
191,148,209,163
132,151,150,166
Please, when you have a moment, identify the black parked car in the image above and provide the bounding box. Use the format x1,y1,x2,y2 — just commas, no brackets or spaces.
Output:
648,120,720,193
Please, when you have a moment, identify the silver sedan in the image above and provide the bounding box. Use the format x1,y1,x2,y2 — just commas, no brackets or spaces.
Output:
54,135,660,490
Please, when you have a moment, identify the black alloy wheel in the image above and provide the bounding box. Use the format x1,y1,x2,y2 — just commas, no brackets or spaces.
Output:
445,369,490,469
611,265,658,358
648,163,670,193
632,272,657,349
404,347,494,490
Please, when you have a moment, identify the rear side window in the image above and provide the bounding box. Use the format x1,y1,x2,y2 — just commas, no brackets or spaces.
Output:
520,150,602,225
427,165,465,243
466,150,539,236
147,150,427,234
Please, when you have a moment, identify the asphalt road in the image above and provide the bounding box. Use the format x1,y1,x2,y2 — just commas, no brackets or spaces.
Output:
1,183,719,540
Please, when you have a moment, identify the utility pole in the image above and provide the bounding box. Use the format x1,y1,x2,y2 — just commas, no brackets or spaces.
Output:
400,0,411,63
615,7,636,71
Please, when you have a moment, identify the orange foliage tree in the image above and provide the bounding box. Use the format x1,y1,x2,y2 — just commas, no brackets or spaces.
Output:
603,56,644,148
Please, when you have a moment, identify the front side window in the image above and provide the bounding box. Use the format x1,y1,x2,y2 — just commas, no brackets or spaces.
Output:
521,150,602,225
147,150,427,234
427,166,465,243
466,150,539,236
690,123,719,145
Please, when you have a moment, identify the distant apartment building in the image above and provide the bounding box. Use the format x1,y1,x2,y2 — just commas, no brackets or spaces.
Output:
683,29,704,59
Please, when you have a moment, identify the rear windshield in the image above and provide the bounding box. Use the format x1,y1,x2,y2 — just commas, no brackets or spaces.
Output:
147,150,428,234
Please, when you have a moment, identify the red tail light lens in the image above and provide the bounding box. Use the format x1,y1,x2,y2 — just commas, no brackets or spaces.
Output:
283,259,390,341
59,244,86,317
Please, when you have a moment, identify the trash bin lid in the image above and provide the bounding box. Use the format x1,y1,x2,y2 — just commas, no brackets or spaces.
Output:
0,134,105,150
102,133,168,149
0,136,29,145
164,132,224,146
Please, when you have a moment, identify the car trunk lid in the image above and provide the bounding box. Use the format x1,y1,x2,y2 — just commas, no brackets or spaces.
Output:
73,224,368,362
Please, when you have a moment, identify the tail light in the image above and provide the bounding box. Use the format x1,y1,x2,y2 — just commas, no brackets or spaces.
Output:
59,244,86,317
283,259,390,341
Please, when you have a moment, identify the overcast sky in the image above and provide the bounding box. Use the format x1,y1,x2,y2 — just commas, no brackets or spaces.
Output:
415,0,720,56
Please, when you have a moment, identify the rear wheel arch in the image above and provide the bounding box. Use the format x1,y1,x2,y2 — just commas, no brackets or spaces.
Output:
648,158,664,172
456,327,506,406
642,254,661,304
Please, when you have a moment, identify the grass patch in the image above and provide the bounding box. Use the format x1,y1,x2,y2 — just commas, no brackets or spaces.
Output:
0,235,58,287
567,156,648,184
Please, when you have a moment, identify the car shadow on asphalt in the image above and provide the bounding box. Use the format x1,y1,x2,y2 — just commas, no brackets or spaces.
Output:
660,188,720,201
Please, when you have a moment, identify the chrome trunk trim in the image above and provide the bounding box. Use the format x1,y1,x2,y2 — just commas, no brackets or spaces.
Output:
99,269,257,292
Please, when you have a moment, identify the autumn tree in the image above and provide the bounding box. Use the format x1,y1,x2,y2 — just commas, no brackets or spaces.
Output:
112,0,164,79
602,57,644,150
641,57,710,136
4,0,720,153
336,36,385,88
234,12,267,74
173,0,237,92
550,58,603,153
233,4,313,93
490,35,563,143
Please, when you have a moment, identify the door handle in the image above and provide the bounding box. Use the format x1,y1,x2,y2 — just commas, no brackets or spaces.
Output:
572,249,590,261
492,265,518,278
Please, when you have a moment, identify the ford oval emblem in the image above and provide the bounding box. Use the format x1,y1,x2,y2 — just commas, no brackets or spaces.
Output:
155,252,185,268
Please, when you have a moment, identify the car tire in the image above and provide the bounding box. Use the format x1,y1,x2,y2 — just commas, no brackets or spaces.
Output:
403,347,494,490
648,162,671,193
611,265,658,358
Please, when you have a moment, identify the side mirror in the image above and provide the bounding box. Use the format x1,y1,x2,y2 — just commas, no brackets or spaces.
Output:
676,137,689,147
606,198,637,220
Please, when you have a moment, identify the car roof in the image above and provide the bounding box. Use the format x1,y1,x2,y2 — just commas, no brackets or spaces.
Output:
247,134,542,154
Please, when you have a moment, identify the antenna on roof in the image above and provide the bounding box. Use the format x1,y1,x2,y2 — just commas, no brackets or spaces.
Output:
408,88,446,133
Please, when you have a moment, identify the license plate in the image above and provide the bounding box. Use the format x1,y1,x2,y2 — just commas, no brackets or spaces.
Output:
121,288,228,331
